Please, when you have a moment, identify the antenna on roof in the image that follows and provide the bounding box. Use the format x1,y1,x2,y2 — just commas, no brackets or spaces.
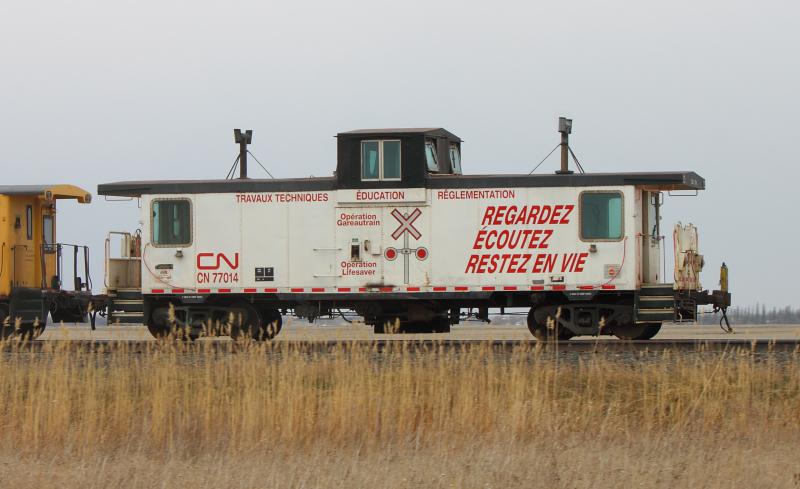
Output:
528,117,585,175
556,117,573,175
234,129,253,179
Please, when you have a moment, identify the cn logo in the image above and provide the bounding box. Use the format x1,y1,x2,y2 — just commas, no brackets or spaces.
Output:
196,252,240,270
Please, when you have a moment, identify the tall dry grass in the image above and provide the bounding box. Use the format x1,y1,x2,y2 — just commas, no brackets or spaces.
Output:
0,336,798,488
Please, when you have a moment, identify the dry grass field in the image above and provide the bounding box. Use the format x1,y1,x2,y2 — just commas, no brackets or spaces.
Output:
0,337,799,488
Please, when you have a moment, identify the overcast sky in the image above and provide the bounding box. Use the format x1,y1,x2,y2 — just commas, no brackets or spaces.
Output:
1,0,796,307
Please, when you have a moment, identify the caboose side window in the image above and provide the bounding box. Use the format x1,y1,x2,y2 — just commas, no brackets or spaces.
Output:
361,140,401,181
25,205,33,240
383,141,401,179
361,141,380,180
449,144,462,174
425,141,439,172
580,192,623,241
152,199,191,246
43,215,54,245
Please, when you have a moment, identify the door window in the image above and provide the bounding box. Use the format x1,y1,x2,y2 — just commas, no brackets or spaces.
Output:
647,192,661,243
152,199,192,246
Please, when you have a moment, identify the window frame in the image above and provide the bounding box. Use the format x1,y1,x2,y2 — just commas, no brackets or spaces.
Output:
360,139,402,182
150,198,193,248
578,190,625,242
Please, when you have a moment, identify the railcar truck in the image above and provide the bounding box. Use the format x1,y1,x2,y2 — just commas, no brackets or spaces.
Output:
98,123,730,340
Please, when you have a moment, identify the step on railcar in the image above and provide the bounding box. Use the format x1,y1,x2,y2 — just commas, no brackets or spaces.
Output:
97,121,731,340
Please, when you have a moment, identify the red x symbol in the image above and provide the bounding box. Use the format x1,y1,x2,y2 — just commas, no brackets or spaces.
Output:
390,208,422,240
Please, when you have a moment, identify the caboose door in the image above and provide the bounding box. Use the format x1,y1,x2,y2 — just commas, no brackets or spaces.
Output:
144,197,197,290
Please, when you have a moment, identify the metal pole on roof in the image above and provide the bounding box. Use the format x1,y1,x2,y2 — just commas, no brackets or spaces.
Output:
234,129,253,179
556,117,573,175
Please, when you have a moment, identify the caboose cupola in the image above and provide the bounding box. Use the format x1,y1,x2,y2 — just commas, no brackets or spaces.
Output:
335,128,462,190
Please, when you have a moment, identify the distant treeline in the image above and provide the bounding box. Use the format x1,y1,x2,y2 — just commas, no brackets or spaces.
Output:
698,304,800,325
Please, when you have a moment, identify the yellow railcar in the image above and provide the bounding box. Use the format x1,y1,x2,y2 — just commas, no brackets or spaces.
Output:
0,185,92,338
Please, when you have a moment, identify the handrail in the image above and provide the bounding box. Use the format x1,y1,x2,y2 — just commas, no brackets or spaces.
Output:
105,231,135,289
41,242,92,293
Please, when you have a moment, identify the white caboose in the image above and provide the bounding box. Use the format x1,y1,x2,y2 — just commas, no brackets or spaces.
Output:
98,124,730,340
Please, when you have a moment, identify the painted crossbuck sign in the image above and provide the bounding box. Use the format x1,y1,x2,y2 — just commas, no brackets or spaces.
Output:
390,208,422,240
385,208,428,284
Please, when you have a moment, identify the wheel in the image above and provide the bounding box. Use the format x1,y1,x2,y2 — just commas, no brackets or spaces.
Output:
527,307,574,341
146,303,194,340
229,302,281,340
373,316,401,334
259,308,283,338
612,322,662,340
146,323,173,339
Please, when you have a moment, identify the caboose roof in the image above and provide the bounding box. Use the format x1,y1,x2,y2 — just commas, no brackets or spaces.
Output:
338,128,462,141
0,184,92,203
97,171,704,197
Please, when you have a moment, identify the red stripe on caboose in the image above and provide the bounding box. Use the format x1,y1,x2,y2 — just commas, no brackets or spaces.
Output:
454,286,469,291
578,285,594,290
406,287,421,292
311,288,325,293
530,285,545,291
151,289,164,294
601,284,616,290
338,287,351,292
243,288,257,293
264,288,278,293
433,286,447,292
218,288,232,293
551,285,566,291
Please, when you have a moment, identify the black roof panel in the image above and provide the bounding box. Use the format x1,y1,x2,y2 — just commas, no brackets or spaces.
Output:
338,128,461,141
